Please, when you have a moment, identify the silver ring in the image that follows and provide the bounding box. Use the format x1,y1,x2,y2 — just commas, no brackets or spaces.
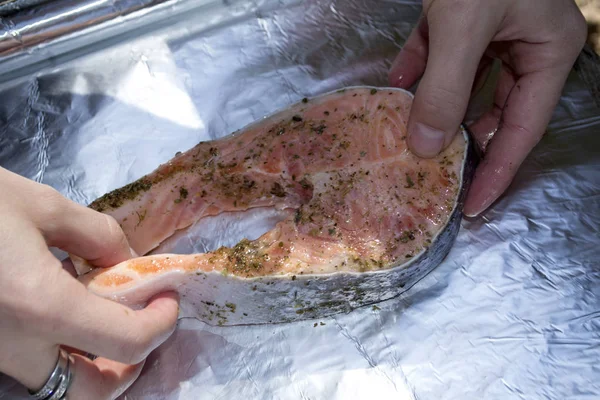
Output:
28,349,73,400
46,353,72,400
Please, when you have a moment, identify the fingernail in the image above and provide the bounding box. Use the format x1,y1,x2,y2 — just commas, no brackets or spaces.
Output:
465,198,495,218
388,55,404,87
391,74,404,87
409,123,446,158
464,191,498,218
464,209,481,218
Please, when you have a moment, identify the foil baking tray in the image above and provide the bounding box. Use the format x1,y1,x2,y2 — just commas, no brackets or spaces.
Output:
0,0,599,399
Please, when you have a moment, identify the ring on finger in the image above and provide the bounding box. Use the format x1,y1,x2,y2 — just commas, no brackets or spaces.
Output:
28,348,73,400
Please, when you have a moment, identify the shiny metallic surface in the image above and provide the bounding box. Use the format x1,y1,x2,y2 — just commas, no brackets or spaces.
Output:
0,0,52,16
0,0,262,77
27,349,69,400
44,350,72,400
0,0,599,399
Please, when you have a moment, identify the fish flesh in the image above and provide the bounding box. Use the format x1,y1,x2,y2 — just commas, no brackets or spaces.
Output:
76,87,477,325
78,87,476,324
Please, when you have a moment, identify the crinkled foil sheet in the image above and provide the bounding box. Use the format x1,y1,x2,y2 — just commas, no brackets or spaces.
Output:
1,0,599,399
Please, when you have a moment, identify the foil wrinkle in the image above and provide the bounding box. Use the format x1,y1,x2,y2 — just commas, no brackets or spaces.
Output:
0,0,598,399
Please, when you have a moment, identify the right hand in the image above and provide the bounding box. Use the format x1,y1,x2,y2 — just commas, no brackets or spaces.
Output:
0,167,179,399
388,0,587,216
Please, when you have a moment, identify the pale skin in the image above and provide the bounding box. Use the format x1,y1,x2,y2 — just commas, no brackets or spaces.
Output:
0,168,179,399
0,1,587,398
389,0,587,217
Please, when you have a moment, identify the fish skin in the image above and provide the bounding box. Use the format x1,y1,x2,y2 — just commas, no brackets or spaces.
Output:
76,87,477,325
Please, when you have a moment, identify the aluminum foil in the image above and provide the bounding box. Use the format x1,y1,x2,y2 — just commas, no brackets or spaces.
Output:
1,0,599,399
0,0,51,16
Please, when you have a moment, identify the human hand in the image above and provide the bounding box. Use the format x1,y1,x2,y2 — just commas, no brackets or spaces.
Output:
389,0,587,216
0,167,179,399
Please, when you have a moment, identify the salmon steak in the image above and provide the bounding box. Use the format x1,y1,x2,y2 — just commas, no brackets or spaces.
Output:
76,87,476,325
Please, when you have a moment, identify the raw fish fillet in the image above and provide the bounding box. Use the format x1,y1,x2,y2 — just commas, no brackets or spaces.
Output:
77,87,476,325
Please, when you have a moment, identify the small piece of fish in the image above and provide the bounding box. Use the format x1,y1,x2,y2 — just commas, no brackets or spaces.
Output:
77,87,476,325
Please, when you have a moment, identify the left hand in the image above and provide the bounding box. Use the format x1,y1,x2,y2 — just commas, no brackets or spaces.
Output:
0,167,179,400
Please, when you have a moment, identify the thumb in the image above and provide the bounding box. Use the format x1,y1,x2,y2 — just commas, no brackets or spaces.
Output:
407,3,496,158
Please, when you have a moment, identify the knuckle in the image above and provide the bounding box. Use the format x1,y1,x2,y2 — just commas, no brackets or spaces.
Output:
500,120,545,151
416,86,465,125
34,186,68,227
102,214,127,247
554,7,588,52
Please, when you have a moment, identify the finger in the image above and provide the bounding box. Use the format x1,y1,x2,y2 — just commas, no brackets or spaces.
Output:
67,354,145,400
43,270,179,365
2,341,59,391
33,188,134,267
464,67,570,217
407,4,498,158
388,16,429,89
471,55,495,98
468,62,516,151
8,342,144,400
